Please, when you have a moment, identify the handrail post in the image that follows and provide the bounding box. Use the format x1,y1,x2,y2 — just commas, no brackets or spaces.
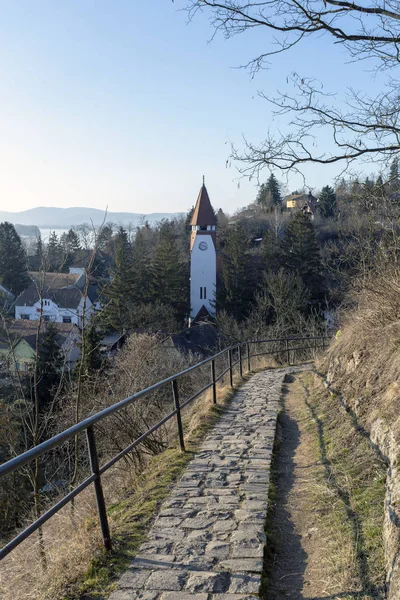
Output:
211,359,217,404
314,336,318,356
86,425,112,551
228,349,233,387
286,339,290,365
247,342,251,372
172,379,185,452
238,344,243,378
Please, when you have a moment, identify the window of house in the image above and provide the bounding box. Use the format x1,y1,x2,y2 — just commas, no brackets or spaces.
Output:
15,362,20,371
204,287,207,299
63,317,72,323
21,314,30,320
200,287,202,299
43,315,50,322
200,225,207,231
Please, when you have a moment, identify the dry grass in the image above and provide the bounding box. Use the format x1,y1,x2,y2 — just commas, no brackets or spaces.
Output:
0,350,277,600
320,267,400,433
263,372,386,600
302,373,386,597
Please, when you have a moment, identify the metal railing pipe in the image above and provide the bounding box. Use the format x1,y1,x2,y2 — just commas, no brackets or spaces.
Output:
86,425,111,551
211,359,217,404
172,379,185,452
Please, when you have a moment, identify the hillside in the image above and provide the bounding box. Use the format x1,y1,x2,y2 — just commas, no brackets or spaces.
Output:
319,269,400,600
0,207,185,228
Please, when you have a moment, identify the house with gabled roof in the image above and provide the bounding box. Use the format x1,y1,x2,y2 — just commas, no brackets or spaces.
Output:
14,272,96,328
0,320,81,373
285,192,317,217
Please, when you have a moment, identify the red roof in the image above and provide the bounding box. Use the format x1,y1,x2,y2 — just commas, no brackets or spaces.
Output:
190,185,217,227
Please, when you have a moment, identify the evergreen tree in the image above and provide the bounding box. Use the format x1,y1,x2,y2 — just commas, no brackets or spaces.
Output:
318,185,337,218
0,222,29,294
185,206,195,234
389,157,399,186
256,174,282,210
101,227,134,331
256,182,269,209
97,224,114,252
262,229,283,273
151,222,188,323
389,157,400,204
35,235,44,263
281,212,324,305
77,323,103,377
37,323,63,408
60,229,81,254
131,229,153,305
47,231,62,271
220,224,257,320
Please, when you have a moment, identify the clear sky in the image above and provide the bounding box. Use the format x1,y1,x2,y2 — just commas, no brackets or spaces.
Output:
0,1,384,215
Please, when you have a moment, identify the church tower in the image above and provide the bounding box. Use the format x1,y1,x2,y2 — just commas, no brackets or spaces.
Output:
189,181,217,324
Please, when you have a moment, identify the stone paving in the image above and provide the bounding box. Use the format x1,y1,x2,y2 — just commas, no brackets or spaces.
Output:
109,366,309,600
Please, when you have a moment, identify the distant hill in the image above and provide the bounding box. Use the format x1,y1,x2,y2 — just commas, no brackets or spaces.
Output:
0,207,185,229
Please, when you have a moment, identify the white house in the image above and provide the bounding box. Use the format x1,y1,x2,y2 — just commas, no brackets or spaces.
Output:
14,272,96,328
189,182,217,324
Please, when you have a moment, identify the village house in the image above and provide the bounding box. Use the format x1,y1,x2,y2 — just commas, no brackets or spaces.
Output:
0,320,81,373
285,192,318,217
14,271,97,328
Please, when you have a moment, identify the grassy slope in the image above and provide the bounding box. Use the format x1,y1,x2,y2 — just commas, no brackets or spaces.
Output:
263,372,386,599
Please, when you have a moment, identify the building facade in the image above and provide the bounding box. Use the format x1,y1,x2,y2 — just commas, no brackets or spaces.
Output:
189,183,217,324
14,272,95,328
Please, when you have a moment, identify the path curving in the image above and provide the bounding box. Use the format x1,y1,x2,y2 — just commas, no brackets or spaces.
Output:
108,365,309,600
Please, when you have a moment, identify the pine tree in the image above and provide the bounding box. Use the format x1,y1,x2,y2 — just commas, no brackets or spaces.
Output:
35,235,44,262
0,222,29,294
37,323,63,408
101,227,134,331
77,322,103,377
389,157,400,204
318,185,337,218
131,229,153,305
280,212,324,305
151,222,188,323
389,157,399,187
47,231,62,271
262,229,282,273
60,229,81,254
256,174,282,210
220,224,257,320
97,224,114,252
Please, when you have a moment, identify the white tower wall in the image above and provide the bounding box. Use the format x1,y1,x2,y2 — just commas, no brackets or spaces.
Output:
190,234,216,321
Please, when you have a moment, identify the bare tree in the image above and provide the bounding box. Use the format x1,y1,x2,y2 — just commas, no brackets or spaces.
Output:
187,1,400,176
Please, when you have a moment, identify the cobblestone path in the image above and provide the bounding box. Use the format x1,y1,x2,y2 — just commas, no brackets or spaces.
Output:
109,366,309,600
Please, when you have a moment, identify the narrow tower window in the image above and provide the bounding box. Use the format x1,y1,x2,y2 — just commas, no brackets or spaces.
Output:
200,287,202,299
204,287,207,299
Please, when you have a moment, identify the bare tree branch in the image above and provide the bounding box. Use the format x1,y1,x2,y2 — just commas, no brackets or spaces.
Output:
186,0,400,173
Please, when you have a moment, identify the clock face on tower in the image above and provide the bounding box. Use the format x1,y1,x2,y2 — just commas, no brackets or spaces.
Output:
198,241,208,251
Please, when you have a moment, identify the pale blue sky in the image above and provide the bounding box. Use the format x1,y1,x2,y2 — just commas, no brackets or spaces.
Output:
0,1,384,215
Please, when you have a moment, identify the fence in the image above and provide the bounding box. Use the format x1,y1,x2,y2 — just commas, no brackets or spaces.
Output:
0,335,328,561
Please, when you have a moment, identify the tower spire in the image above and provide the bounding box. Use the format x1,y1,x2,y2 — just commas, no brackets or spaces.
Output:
203,174,205,186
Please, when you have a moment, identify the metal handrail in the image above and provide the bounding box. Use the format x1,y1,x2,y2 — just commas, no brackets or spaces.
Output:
0,335,329,561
